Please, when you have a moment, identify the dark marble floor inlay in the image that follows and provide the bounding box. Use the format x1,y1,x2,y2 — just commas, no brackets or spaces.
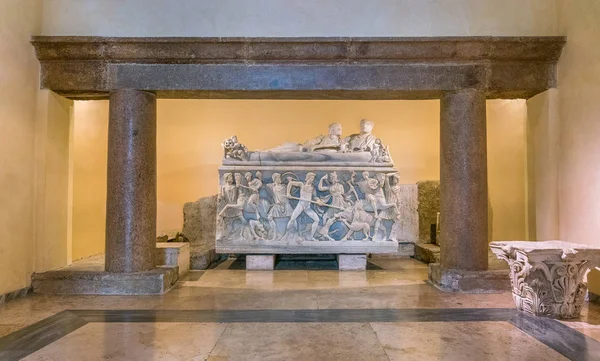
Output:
1,308,598,361
510,313,600,361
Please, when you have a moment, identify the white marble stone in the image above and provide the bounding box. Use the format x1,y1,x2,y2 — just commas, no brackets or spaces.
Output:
490,240,600,319
338,254,367,271
246,255,276,270
156,242,190,276
216,120,411,257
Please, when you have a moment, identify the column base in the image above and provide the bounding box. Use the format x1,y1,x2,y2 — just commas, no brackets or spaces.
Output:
338,254,367,271
246,255,276,270
428,263,510,293
32,266,178,295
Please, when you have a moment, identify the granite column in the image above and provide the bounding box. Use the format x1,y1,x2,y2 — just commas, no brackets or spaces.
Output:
105,89,157,273
439,89,488,271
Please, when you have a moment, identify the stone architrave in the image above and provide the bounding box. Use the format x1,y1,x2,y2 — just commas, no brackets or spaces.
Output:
491,241,600,319
215,120,410,256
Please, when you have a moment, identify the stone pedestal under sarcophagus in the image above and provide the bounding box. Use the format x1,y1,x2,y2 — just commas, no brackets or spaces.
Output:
215,120,417,268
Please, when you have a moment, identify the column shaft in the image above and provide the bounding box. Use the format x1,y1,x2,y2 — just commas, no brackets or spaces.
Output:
105,89,157,273
440,89,488,271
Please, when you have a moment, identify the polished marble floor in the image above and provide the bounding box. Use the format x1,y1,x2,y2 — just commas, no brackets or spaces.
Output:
1,257,599,360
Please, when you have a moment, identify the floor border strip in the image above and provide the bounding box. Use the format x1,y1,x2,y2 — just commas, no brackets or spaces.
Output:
1,308,598,361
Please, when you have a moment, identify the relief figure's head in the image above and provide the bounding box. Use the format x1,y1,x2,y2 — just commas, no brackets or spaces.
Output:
244,172,252,182
329,171,338,184
234,173,243,184
328,123,342,137
305,172,316,184
223,173,234,185
361,171,370,180
272,173,282,185
360,119,374,134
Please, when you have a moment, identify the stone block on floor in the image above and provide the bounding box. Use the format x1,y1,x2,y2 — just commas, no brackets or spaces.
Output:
338,254,367,271
246,255,276,270
183,195,217,270
414,243,441,264
428,263,510,293
31,266,179,295
156,242,190,277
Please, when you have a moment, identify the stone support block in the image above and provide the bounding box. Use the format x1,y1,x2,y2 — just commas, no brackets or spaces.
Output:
338,254,367,271
156,242,190,277
32,266,178,295
428,263,510,293
246,255,276,270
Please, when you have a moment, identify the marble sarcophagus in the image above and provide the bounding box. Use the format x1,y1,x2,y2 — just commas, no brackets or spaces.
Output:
215,120,407,255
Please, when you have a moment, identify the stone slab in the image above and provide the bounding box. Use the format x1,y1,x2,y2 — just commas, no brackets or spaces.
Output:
338,254,367,271
246,255,275,270
428,263,510,293
31,266,179,295
217,240,398,255
31,37,565,100
156,242,190,276
414,243,441,264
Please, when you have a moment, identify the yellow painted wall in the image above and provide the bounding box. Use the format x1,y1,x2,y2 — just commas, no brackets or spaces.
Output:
0,0,42,295
554,0,600,293
34,91,73,271
71,101,109,261
71,99,529,259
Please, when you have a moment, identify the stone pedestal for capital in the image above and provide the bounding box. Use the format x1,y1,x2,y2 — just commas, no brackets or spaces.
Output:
491,241,600,319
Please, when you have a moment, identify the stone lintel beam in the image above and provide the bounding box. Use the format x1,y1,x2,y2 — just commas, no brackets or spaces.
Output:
31,36,565,100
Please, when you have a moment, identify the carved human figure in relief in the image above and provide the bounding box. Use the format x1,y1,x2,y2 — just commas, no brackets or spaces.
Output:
341,119,377,152
240,171,263,219
266,173,294,234
218,173,246,219
286,172,324,241
217,173,243,221
318,172,346,222
266,123,343,153
302,123,343,152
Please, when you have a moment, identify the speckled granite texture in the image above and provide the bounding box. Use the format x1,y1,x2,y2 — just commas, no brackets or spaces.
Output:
31,37,565,100
440,89,488,271
105,89,157,273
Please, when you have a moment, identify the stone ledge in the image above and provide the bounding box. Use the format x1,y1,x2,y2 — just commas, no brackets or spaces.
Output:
428,263,510,293
32,266,179,295
414,243,440,264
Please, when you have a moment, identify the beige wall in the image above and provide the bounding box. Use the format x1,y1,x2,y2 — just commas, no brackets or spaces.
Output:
34,91,74,271
71,99,529,258
41,0,559,37
0,0,42,295
71,101,109,261
526,90,560,241
554,0,600,292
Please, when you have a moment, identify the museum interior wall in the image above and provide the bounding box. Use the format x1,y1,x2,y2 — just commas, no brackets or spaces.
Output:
555,0,600,292
0,0,73,296
4,0,600,296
